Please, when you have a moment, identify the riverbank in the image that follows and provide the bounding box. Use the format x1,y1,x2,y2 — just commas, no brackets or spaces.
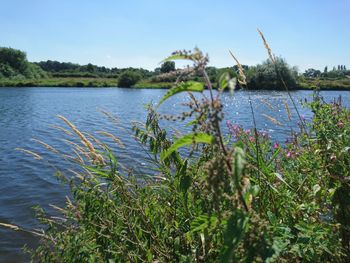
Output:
1,77,350,90
298,77,350,90
0,77,118,87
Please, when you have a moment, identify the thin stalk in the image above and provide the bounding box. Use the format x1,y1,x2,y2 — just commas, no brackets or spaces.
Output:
248,96,261,182
202,69,249,212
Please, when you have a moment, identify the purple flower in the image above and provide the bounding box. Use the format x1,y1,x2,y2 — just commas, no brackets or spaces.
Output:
273,142,279,149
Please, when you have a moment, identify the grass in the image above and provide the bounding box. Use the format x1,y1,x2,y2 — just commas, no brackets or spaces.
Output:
1,75,350,91
133,80,173,89
0,77,118,87
0,77,175,89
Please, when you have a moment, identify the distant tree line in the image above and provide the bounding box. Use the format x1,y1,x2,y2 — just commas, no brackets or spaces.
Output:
303,65,349,79
3,46,347,89
157,57,298,90
34,60,153,79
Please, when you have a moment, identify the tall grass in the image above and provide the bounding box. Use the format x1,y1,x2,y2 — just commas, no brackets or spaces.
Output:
2,32,350,262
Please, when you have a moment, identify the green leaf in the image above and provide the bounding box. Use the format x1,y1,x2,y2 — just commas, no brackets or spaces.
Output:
219,211,248,263
313,184,321,195
218,72,236,92
266,147,281,167
219,72,230,90
274,172,292,189
267,210,277,224
158,81,204,106
180,175,191,193
185,119,198,127
162,54,191,62
190,214,218,233
233,146,246,182
176,160,191,193
160,133,213,161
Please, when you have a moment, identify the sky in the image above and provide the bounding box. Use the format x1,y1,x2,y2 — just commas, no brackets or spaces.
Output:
1,0,349,72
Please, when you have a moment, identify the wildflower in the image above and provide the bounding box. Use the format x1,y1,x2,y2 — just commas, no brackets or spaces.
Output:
260,130,269,138
244,129,251,134
273,142,279,149
286,151,293,158
249,136,254,142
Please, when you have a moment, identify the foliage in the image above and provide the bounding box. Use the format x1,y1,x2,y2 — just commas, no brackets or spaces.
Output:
246,57,298,90
2,46,349,91
303,65,350,80
0,47,47,79
303,68,321,78
14,45,349,263
117,71,142,87
298,77,350,90
35,60,153,79
160,61,176,73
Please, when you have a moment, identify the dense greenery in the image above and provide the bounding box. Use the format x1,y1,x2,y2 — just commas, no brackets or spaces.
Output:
303,65,349,79
246,57,298,89
300,65,350,90
298,77,350,90
17,48,350,262
1,46,349,89
117,71,142,87
35,60,152,79
0,47,47,79
0,77,118,87
160,61,176,73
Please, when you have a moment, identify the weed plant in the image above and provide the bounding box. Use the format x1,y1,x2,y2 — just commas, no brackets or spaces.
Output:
2,31,350,262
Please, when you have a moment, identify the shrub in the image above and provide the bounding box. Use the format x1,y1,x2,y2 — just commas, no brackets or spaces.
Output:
117,71,142,87
247,57,298,90
160,61,175,73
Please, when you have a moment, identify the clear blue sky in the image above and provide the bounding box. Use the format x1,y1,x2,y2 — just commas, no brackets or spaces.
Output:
1,0,349,71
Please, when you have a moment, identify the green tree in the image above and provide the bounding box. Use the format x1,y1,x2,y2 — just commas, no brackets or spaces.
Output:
0,47,47,79
0,47,27,73
117,71,141,87
86,63,95,73
304,68,321,78
246,57,297,89
160,61,175,73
